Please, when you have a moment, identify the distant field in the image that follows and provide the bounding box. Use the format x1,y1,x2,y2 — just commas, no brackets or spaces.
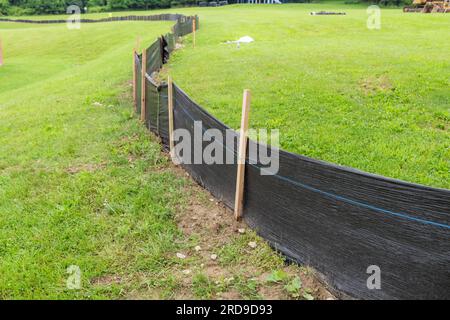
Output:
166,4,450,189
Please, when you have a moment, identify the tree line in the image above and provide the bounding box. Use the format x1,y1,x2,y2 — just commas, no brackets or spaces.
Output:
0,0,409,16
0,0,185,15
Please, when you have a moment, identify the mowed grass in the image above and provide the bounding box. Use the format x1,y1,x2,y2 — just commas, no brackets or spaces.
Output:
166,3,450,189
0,20,189,299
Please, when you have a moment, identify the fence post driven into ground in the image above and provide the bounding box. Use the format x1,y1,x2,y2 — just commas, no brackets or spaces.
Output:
234,89,251,221
168,76,175,160
133,48,137,112
134,36,141,112
140,49,147,123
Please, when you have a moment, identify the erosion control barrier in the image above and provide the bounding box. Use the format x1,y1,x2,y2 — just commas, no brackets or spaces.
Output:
0,14,188,24
4,12,446,300
134,14,449,300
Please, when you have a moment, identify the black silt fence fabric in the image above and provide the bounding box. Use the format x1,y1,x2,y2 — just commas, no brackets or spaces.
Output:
173,16,197,38
134,53,142,116
164,33,176,53
145,80,159,131
244,149,450,300
172,85,239,208
157,84,170,148
161,36,170,65
146,40,163,75
139,14,199,144
143,80,170,149
0,14,185,24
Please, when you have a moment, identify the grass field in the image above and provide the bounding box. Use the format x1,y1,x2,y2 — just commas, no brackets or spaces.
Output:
0,2,448,300
0,8,329,300
166,3,450,189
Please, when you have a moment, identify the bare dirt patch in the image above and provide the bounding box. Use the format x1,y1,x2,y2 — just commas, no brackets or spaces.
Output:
90,275,122,286
66,162,107,174
360,75,394,95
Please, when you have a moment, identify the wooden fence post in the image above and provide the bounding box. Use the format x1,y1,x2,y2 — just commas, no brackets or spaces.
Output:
168,76,175,160
234,89,251,221
140,49,147,123
132,48,137,112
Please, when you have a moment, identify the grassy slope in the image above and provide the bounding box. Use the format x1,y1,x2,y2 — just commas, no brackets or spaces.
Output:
0,16,324,300
0,21,182,299
167,4,450,189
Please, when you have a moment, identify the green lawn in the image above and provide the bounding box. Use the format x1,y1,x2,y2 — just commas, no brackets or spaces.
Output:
0,20,185,299
0,9,325,300
167,3,450,189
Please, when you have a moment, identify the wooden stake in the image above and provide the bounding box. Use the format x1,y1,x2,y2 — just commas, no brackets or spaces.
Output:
132,48,137,112
192,18,196,48
168,76,175,159
234,89,251,221
0,37,3,67
140,49,147,123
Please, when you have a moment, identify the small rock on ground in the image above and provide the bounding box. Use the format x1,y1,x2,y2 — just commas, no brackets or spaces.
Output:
248,241,257,249
176,253,186,259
